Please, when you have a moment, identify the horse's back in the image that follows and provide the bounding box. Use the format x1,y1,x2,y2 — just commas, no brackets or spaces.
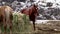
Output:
21,6,34,16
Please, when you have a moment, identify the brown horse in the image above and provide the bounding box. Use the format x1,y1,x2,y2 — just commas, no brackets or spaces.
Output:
0,6,13,34
21,4,39,30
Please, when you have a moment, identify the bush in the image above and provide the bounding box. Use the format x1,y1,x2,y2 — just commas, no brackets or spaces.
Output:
12,12,33,33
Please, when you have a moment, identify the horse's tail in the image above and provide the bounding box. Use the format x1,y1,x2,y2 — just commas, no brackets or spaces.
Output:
5,6,13,23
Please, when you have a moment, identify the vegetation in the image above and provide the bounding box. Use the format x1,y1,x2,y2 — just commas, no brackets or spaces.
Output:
12,12,33,34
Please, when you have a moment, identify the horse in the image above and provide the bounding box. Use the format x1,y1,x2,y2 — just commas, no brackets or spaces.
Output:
0,6,13,34
21,4,39,30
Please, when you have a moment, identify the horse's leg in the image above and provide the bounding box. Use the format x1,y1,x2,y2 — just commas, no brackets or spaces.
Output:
33,21,35,31
3,16,7,34
4,25,7,34
10,20,12,34
9,14,13,34
10,25,12,34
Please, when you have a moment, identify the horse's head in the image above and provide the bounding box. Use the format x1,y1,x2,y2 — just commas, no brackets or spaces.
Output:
33,4,38,9
32,4,39,16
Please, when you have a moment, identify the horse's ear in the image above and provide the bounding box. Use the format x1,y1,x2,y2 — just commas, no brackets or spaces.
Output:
34,4,35,7
33,4,36,7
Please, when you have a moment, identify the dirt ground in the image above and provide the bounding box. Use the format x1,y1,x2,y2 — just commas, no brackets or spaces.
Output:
12,21,60,34
1,21,60,34
34,21,60,34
